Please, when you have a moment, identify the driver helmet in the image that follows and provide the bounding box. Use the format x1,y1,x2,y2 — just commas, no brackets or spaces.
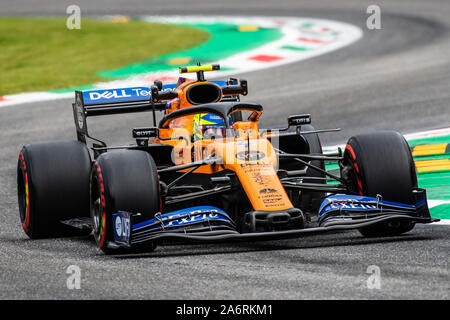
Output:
193,113,232,141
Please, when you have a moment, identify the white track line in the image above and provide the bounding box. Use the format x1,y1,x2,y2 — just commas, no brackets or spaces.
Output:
428,201,450,225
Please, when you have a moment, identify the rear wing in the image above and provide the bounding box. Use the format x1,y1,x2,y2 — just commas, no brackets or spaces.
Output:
74,86,166,117
72,80,242,145
72,86,169,144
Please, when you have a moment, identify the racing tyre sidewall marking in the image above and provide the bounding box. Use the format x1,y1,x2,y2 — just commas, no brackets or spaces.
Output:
344,144,363,196
91,161,108,249
18,151,31,233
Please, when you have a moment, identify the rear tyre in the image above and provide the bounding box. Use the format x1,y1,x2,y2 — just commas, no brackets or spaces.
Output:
90,150,161,254
17,141,92,238
341,131,417,237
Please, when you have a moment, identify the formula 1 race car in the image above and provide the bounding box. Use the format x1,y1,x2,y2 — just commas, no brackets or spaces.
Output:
17,64,437,254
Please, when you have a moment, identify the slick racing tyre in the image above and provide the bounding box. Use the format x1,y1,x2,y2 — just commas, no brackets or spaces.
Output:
90,150,161,254
17,141,92,238
341,131,417,237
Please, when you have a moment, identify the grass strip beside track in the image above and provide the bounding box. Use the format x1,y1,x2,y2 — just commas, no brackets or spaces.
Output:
0,17,209,95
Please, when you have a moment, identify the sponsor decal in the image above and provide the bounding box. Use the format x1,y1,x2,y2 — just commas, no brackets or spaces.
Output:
132,127,158,138
132,206,232,231
327,201,378,210
288,114,311,126
88,88,149,100
318,194,416,217
262,196,282,204
254,173,271,186
115,216,123,236
259,188,282,204
112,211,131,245
163,212,220,228
259,188,277,194
82,87,151,105
240,164,274,186
235,150,265,161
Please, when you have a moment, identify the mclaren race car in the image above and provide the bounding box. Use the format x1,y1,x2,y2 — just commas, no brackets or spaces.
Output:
17,64,437,253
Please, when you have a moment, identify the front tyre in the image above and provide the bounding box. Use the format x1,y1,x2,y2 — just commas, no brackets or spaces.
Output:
90,150,161,254
341,131,417,237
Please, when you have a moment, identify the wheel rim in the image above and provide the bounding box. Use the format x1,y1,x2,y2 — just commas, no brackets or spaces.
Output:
17,168,27,223
90,176,102,237
342,145,364,196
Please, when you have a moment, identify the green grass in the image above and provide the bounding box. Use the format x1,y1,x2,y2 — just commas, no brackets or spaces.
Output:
0,17,210,96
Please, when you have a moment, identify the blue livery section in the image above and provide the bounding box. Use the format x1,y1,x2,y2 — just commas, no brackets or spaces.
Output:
132,206,232,232
81,81,227,106
161,84,177,90
112,211,132,246
125,206,237,246
209,80,227,87
318,194,418,218
317,192,430,227
161,81,225,91
109,194,431,248
82,87,152,105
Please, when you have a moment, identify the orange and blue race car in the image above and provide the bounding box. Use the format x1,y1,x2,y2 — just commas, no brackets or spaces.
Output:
17,64,437,254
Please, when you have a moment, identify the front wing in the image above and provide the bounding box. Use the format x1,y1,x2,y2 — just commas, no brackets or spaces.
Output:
108,188,437,249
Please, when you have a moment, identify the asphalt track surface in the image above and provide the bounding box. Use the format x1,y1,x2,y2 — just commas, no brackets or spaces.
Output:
0,0,449,299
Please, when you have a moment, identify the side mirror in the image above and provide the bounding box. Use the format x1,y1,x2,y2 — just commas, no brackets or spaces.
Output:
132,127,159,139
154,80,163,91
240,79,248,96
151,85,178,103
133,127,159,147
288,114,311,127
